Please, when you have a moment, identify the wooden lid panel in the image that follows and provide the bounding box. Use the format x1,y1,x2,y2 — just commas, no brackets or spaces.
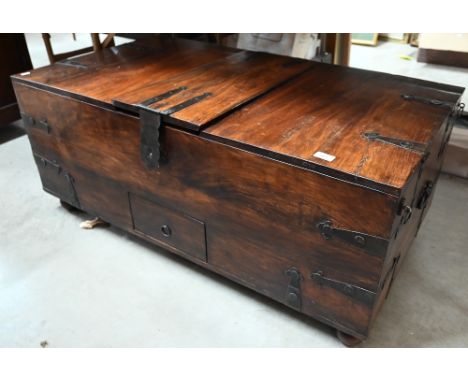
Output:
12,37,237,104
13,39,463,193
203,64,463,191
112,51,313,129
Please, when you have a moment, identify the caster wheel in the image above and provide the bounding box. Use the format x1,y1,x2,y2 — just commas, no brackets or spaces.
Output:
60,200,82,213
336,330,363,347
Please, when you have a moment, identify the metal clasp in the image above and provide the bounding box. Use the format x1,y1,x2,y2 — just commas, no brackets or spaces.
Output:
285,267,301,310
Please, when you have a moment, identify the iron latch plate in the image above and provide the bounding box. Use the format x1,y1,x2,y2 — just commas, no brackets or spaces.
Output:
401,94,455,109
139,108,162,170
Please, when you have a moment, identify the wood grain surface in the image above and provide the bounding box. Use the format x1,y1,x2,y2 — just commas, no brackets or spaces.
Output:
12,37,464,342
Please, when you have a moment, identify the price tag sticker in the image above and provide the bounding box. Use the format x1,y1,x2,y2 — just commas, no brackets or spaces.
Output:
313,151,336,162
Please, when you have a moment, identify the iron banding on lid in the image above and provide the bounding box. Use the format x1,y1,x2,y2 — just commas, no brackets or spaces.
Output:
363,132,427,153
401,94,456,109
157,92,213,116
139,86,188,107
56,59,88,69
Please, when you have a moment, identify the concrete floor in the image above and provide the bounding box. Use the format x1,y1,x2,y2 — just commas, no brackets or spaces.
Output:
1,37,467,347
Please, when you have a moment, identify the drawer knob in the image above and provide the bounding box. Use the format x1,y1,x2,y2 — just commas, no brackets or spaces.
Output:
161,224,172,237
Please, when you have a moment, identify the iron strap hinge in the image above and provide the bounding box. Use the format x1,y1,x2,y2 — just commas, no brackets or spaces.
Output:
316,219,388,258
416,181,434,211
311,271,375,308
56,59,88,69
140,86,188,107
363,132,426,153
401,94,456,109
285,267,302,310
21,112,51,134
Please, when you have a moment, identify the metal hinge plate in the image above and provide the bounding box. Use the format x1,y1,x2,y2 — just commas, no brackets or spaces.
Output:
311,271,375,308
363,132,426,153
57,59,88,69
21,112,51,134
401,94,456,109
316,219,388,258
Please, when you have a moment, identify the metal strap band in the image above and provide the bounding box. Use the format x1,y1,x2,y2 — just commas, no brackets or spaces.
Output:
158,92,212,115
401,94,455,109
311,271,375,308
57,60,88,69
316,219,388,258
140,86,188,107
363,132,427,153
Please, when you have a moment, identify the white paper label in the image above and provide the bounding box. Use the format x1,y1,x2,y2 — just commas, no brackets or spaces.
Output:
313,151,336,162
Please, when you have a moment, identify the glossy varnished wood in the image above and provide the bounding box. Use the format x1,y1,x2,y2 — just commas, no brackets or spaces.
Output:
12,37,464,342
13,36,237,107
203,64,462,192
113,51,312,128
15,83,396,337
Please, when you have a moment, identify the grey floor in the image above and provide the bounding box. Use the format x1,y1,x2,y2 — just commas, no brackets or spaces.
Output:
0,36,467,347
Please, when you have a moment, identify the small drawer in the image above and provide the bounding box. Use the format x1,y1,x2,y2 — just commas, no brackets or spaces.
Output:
129,193,207,262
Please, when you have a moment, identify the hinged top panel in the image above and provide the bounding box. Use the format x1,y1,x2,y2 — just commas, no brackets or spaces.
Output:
202,64,464,194
112,50,312,130
11,36,238,108
12,37,464,195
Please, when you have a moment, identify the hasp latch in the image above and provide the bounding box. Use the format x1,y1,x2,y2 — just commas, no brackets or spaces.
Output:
311,271,375,308
21,112,51,134
285,267,302,310
139,108,162,170
363,132,426,153
316,219,388,258
137,87,212,170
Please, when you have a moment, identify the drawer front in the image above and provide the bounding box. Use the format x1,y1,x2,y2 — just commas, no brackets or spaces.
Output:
129,193,207,262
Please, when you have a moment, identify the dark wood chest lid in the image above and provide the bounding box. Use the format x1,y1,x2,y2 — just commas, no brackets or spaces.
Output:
203,65,464,194
13,37,464,195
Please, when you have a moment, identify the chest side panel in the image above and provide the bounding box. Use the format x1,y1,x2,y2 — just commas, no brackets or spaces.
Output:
15,83,401,337
370,107,459,324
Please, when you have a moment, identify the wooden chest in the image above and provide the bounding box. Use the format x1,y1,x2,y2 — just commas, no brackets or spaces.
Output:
12,36,464,345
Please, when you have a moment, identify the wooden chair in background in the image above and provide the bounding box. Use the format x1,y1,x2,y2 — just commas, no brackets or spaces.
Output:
41,33,115,64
